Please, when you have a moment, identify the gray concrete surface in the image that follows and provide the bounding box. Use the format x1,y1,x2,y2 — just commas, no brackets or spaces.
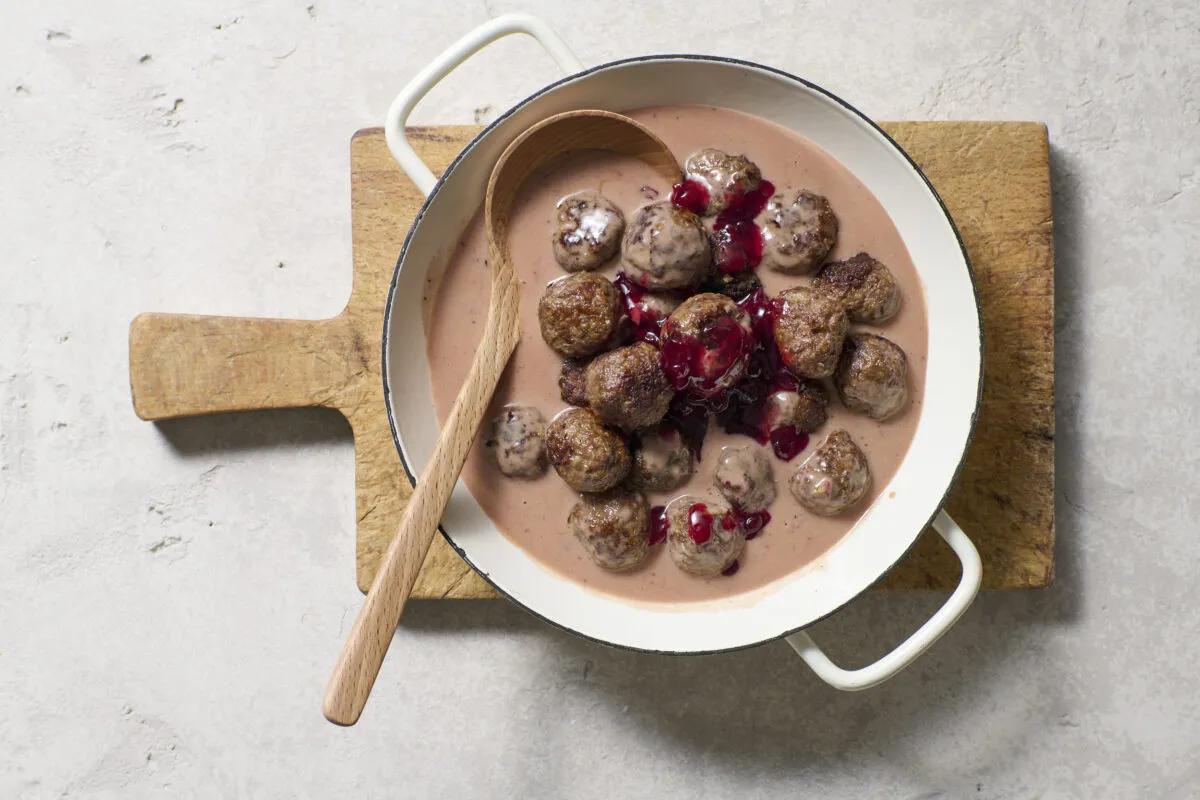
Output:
2,1,1198,797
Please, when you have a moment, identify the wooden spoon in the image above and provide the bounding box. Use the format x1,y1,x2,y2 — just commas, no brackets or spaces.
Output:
323,110,682,726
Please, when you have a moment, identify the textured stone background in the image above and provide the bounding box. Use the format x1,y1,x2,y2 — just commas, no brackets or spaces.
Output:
2,1,1198,797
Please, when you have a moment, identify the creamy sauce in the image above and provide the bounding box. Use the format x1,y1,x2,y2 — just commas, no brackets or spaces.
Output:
423,105,927,603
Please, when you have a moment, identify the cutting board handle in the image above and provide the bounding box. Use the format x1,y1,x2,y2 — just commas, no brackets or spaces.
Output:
129,313,353,420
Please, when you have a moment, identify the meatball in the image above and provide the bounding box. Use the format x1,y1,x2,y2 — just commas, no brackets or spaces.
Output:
683,148,763,216
660,293,754,397
762,377,828,435
568,487,650,571
620,201,711,290
714,445,776,512
538,273,621,358
789,429,871,516
552,190,625,271
484,404,547,478
759,189,838,275
665,495,745,577
584,342,674,430
629,426,693,491
545,408,631,493
813,252,901,324
558,358,590,407
772,285,849,379
835,333,909,421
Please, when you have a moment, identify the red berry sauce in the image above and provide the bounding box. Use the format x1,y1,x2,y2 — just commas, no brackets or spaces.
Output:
769,426,809,461
739,287,782,354
671,178,775,275
687,503,714,545
699,288,812,462
660,171,811,465
659,315,754,397
670,179,710,215
710,180,774,274
733,505,772,540
649,505,669,546
613,272,675,345
721,560,740,577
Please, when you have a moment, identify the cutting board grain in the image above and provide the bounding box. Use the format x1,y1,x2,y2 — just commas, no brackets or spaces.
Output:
129,121,1054,597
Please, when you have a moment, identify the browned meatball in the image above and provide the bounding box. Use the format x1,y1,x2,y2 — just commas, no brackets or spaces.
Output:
714,445,776,512
629,425,693,491
538,273,621,358
558,358,590,407
585,342,674,430
835,333,909,420
568,487,650,571
683,148,763,216
665,494,745,576
772,285,849,379
620,201,711,290
759,189,838,275
545,408,630,493
660,293,754,397
813,252,901,324
484,404,547,478
762,378,828,434
552,190,625,271
789,430,871,515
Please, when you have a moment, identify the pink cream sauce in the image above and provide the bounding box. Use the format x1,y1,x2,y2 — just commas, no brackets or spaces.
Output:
423,105,928,603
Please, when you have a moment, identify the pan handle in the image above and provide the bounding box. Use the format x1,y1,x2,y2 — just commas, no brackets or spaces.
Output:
786,510,982,690
385,13,582,197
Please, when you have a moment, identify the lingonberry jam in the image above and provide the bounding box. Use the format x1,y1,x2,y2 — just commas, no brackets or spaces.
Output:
739,287,782,352
733,505,772,540
769,426,809,461
711,219,761,274
649,505,669,546
710,180,774,274
659,315,753,396
661,288,811,462
700,288,812,461
613,272,671,345
670,179,710,216
687,503,714,545
425,103,930,604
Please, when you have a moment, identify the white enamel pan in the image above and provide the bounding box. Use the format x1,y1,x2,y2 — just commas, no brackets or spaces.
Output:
381,14,983,689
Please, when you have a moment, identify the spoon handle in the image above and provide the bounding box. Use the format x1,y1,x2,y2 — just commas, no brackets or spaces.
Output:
323,309,517,726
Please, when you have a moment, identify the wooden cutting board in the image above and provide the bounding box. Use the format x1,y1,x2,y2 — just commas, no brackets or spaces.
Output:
129,121,1054,596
